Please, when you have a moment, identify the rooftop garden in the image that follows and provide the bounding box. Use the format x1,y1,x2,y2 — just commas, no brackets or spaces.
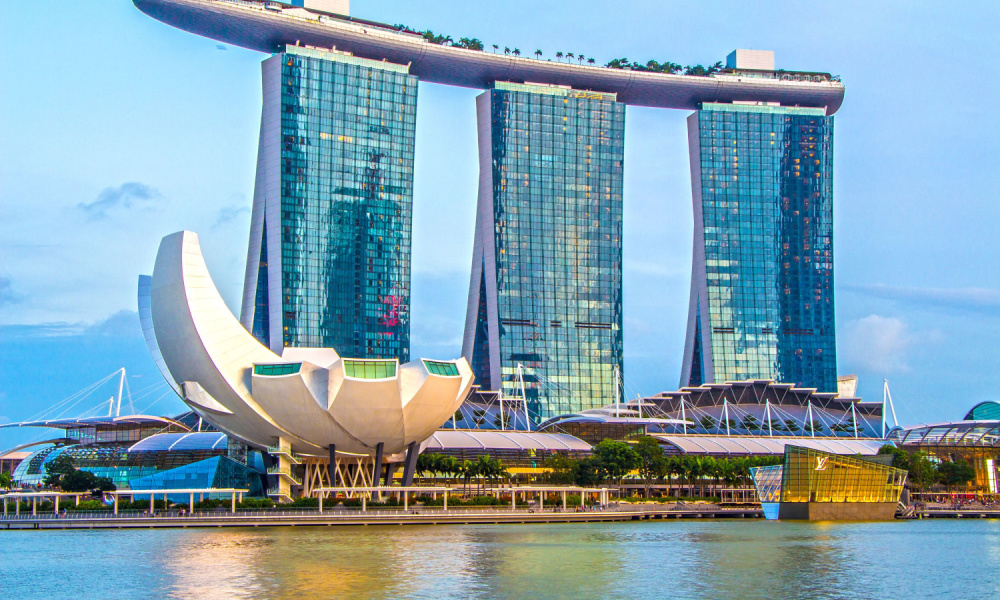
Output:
390,24,838,81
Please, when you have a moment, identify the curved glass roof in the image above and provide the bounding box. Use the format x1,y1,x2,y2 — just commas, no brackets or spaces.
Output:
651,435,886,456
893,421,1000,447
128,432,228,452
965,402,1000,421
425,430,590,452
0,415,190,431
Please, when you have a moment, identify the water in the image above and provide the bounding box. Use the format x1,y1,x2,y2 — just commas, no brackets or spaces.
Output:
3,520,998,599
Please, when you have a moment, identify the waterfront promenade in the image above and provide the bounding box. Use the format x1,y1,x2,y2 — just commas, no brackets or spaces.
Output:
0,504,762,530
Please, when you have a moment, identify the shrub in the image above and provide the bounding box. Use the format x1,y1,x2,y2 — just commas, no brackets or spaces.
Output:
289,497,319,508
342,498,363,507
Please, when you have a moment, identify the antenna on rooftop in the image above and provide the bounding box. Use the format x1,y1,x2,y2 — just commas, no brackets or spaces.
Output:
882,379,900,438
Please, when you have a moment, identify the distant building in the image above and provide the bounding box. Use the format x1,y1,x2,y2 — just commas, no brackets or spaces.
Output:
240,45,418,361
463,82,625,422
681,102,837,392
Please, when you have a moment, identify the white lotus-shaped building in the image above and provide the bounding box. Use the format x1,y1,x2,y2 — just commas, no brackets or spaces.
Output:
146,231,474,464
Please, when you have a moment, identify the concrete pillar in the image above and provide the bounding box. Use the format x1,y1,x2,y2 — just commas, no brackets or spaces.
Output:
231,492,236,514
540,491,544,511
511,491,516,510
16,498,20,516
190,493,194,515
55,496,59,513
362,494,366,512
373,442,384,488
150,494,155,514
562,491,567,510
3,497,6,516
33,497,37,516
444,493,448,511
401,442,419,487
319,494,324,513
75,495,80,507
404,491,408,511
114,495,119,515
581,491,586,507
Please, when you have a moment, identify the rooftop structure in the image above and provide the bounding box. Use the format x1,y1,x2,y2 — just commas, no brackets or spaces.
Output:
132,0,845,114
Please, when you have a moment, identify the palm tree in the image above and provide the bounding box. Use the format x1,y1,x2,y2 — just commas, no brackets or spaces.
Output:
504,46,510,55
555,51,563,61
512,48,521,57
0,471,13,491
578,55,585,64
566,52,575,62
492,44,499,53
588,58,596,65
534,49,543,59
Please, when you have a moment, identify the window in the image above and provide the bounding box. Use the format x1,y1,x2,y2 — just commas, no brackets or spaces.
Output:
253,363,302,377
424,360,460,377
344,359,397,379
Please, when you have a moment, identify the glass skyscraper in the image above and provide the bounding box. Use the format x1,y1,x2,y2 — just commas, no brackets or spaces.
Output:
462,82,625,422
681,102,837,392
241,45,417,361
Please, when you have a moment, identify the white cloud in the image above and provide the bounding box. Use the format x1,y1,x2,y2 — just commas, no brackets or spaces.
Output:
842,314,928,374
76,182,162,220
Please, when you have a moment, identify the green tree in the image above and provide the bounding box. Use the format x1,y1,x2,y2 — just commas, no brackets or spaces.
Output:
937,459,976,490
592,439,640,492
542,455,578,484
574,457,606,487
634,437,668,498
0,471,13,491
555,51,564,61
43,454,77,488
60,469,115,493
534,49,543,59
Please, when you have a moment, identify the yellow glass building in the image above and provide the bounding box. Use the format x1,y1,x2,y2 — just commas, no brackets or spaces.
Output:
752,446,907,520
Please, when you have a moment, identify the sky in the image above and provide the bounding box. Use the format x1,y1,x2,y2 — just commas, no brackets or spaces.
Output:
1,0,999,449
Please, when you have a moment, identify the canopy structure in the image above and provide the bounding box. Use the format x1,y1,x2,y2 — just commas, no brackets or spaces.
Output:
0,415,189,431
423,430,591,452
127,432,229,452
892,421,1000,447
651,435,887,456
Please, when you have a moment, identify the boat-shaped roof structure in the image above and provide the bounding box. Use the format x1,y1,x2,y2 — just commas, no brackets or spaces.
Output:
133,0,845,114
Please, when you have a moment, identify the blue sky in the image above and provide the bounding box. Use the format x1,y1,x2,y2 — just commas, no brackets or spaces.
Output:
2,0,999,449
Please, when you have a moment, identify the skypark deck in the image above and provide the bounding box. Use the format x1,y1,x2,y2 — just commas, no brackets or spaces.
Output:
133,0,845,114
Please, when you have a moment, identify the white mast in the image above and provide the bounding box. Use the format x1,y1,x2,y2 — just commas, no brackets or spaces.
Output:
883,379,899,436
614,366,621,418
115,368,126,417
518,363,529,432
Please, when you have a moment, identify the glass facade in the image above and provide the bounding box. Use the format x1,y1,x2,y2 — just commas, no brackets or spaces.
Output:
684,102,837,392
465,82,625,422
246,46,417,360
779,446,906,504
11,443,264,495
343,359,396,379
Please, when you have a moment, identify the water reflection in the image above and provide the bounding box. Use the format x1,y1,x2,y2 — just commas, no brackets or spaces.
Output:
3,521,1000,599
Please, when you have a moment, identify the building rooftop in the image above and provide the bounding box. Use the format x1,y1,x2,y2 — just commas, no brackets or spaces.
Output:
133,0,845,114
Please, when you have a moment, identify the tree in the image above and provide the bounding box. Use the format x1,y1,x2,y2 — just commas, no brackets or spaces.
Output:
634,437,668,498
937,460,976,490
555,51,564,61
454,37,484,51
592,439,640,492
587,58,596,65
0,471,13,491
574,457,606,487
534,49,543,59
43,454,77,488
577,53,585,64
512,48,521,57
542,455,578,484
566,53,575,61
420,30,453,45
878,445,910,470
492,44,499,53
504,47,511,55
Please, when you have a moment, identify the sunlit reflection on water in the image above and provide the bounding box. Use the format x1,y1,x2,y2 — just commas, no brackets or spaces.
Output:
3,520,999,599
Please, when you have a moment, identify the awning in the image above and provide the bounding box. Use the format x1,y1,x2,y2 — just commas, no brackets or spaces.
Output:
651,435,886,456
425,430,591,452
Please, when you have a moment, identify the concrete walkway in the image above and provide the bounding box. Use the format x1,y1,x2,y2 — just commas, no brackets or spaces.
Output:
0,505,763,530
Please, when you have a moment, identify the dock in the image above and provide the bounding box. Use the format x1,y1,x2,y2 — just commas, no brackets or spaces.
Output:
0,505,763,530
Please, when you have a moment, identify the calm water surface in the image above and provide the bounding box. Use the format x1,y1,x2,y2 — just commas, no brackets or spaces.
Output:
3,520,999,599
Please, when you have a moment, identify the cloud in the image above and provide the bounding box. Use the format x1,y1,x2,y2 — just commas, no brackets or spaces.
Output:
843,283,1000,314
0,310,142,340
216,44,227,50
213,204,251,229
0,276,20,306
841,315,926,374
76,182,162,219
